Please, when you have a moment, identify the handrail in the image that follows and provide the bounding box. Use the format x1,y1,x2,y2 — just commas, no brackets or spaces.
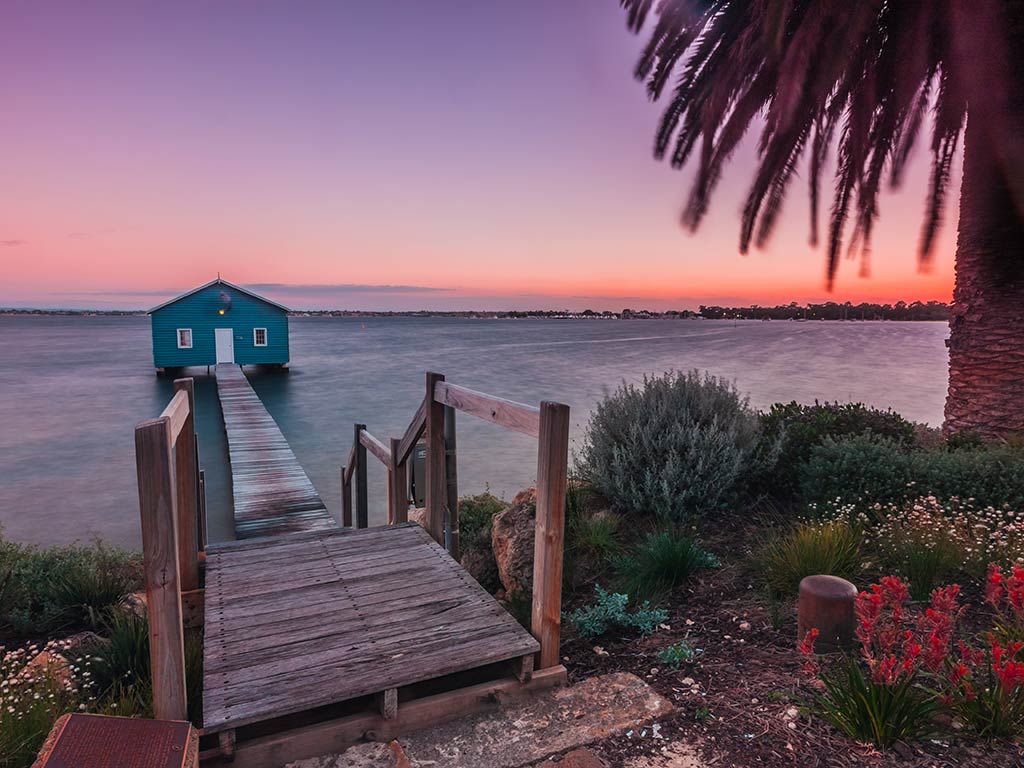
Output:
433,381,540,438
395,397,427,466
359,429,390,465
338,371,570,672
161,389,191,445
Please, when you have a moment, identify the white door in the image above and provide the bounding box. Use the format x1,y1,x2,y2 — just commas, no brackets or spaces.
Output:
215,328,234,364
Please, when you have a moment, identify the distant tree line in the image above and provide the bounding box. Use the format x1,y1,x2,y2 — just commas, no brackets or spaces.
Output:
698,301,949,321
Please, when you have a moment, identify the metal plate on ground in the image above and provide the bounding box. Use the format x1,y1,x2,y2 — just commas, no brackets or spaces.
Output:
35,713,194,768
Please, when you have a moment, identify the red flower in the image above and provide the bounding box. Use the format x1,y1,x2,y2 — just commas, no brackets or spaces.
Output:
986,564,1005,608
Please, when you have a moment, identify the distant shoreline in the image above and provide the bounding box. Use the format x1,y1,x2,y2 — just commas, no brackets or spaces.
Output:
1,302,950,321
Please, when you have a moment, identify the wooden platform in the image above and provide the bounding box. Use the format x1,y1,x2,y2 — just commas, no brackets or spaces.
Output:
215,365,337,538
201,523,539,735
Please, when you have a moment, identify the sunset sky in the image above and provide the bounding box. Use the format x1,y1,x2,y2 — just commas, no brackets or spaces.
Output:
1,1,958,311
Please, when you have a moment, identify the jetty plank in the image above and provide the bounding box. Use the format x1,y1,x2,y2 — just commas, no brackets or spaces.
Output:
215,365,337,538
202,524,538,734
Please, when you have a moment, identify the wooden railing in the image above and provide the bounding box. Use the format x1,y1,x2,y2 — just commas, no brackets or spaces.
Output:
134,378,207,721
342,371,570,670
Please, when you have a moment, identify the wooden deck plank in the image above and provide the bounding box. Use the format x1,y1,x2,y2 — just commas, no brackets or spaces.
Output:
215,365,337,538
202,526,539,733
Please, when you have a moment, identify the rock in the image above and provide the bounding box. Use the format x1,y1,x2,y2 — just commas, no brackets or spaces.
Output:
408,507,428,530
555,748,608,768
122,591,148,618
460,540,500,593
27,651,71,686
491,488,537,598
738,621,751,632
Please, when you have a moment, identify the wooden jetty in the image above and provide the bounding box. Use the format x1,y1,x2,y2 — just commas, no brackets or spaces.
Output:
134,371,570,767
215,364,336,538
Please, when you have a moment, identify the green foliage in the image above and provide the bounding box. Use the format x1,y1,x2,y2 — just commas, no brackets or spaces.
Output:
86,610,204,724
568,585,668,640
0,533,142,636
579,371,771,522
800,437,1024,512
760,401,915,496
568,511,622,562
759,520,861,602
615,531,716,601
816,655,938,748
457,492,506,593
657,641,696,668
800,435,914,509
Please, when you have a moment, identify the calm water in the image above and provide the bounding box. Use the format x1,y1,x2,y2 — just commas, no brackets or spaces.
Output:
0,316,949,547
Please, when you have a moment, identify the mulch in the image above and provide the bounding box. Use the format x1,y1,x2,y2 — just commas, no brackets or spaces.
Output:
556,521,1024,768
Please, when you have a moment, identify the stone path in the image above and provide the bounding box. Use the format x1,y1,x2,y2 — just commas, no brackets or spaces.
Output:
286,673,703,768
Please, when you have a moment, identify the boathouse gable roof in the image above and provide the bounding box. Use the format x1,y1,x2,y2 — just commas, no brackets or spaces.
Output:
148,278,289,315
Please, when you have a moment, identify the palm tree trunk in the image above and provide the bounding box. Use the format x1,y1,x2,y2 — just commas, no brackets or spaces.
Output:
943,110,1024,438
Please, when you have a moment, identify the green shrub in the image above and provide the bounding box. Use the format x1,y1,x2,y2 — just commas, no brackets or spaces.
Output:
759,520,861,601
0,533,142,636
568,511,621,562
658,641,696,668
815,655,938,748
760,401,916,496
799,435,914,510
615,531,716,601
86,610,204,724
579,371,771,522
567,585,668,639
457,492,506,592
800,438,1024,512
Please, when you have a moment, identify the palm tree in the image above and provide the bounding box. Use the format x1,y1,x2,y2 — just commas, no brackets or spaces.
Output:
621,0,1024,438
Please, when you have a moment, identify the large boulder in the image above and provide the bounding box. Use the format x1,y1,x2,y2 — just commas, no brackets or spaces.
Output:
491,488,537,598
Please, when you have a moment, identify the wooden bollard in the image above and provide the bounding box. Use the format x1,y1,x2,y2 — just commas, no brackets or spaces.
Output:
798,575,857,653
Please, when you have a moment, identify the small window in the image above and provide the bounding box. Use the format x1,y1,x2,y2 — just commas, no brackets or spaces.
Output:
177,328,193,349
254,328,268,347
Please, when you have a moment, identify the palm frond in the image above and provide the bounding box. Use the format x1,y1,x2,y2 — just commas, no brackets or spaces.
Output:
624,0,1015,287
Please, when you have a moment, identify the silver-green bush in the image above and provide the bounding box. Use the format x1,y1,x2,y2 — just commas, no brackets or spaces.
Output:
579,371,771,522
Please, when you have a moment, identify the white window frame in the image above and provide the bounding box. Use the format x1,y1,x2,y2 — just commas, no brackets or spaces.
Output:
253,327,268,347
177,328,193,349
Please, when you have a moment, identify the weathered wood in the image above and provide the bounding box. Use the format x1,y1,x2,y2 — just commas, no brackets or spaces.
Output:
378,688,398,721
423,373,447,546
201,525,538,734
531,401,570,670
219,666,567,768
216,365,335,538
134,416,188,721
219,729,236,761
161,389,190,444
389,438,408,524
198,468,209,551
444,405,459,559
173,378,200,593
395,397,427,466
433,381,541,438
182,588,205,629
514,653,534,683
354,423,368,529
359,429,390,466
341,466,352,527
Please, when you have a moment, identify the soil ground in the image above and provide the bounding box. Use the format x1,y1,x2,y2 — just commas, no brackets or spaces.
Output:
556,518,1024,768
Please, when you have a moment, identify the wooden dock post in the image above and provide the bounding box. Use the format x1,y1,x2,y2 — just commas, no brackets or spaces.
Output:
354,423,368,529
341,466,353,527
173,379,200,592
444,405,460,560
134,417,188,721
389,438,408,524
424,372,447,546
531,401,570,670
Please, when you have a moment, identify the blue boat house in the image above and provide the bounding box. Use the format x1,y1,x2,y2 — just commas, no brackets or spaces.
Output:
149,278,290,374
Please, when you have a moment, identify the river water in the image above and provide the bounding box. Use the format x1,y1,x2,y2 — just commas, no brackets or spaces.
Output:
0,316,948,547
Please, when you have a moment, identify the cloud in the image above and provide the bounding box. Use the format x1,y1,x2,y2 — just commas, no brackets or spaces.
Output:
0,239,28,247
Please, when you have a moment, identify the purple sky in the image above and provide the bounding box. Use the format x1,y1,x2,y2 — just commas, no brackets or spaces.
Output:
0,1,957,310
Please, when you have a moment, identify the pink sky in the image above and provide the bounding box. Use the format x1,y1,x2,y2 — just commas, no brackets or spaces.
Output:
0,2,957,312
